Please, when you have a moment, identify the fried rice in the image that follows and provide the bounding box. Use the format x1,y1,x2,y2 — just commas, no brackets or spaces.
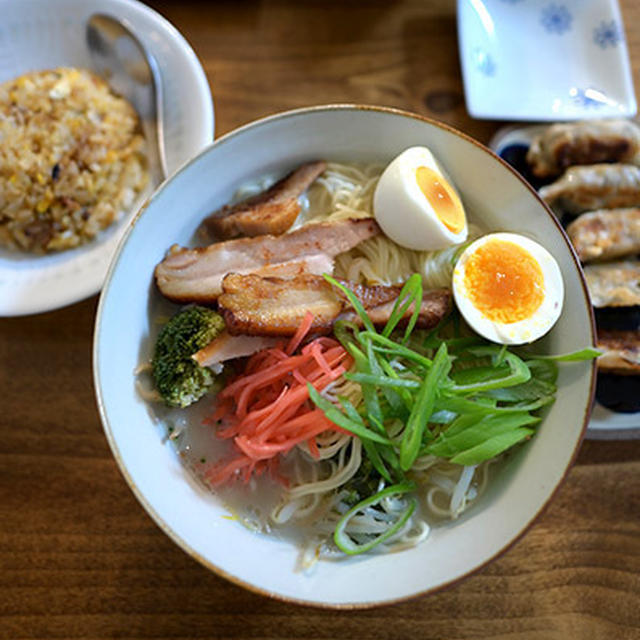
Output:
0,67,149,253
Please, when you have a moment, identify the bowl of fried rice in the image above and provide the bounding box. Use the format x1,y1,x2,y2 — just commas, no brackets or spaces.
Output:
0,68,150,254
0,0,214,316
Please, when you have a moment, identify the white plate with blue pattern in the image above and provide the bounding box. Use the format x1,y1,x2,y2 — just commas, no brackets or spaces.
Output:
457,0,637,121
0,0,214,316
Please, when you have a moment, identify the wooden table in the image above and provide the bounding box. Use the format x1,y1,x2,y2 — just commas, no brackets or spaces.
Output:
2,1,639,638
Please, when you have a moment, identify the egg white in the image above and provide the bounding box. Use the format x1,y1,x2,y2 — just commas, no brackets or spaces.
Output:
452,233,564,345
373,146,468,251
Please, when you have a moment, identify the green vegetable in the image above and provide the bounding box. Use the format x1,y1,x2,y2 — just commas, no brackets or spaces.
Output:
423,412,539,461
522,347,602,362
339,394,394,482
400,342,451,471
310,277,598,480
347,339,385,434
333,482,417,555
307,384,392,446
449,347,531,393
358,331,433,368
306,273,601,555
324,274,375,333
346,372,421,390
381,273,423,341
152,305,225,408
451,427,534,465
307,273,601,555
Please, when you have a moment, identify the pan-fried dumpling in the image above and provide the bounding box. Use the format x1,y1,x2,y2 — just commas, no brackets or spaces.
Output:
583,260,640,307
566,207,640,262
538,164,640,215
526,120,640,178
597,329,640,375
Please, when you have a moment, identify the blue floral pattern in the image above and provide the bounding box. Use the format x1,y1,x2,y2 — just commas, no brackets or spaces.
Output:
540,4,572,35
473,48,496,77
569,87,607,109
593,20,623,48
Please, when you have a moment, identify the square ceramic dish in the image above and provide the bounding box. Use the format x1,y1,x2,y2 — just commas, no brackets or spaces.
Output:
457,0,637,121
0,0,214,316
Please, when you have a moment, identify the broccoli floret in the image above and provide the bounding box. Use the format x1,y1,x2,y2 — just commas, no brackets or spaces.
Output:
152,305,225,408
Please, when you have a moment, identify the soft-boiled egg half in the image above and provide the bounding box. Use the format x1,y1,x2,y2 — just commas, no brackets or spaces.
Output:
452,233,564,345
373,146,468,251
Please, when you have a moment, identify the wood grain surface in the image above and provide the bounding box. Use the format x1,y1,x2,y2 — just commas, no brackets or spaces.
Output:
1,1,639,638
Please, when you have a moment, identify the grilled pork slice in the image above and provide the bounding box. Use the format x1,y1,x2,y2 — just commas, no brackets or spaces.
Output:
567,207,640,262
204,160,327,239
154,218,380,303
583,260,640,307
218,272,452,336
597,330,640,375
192,331,282,368
220,273,343,335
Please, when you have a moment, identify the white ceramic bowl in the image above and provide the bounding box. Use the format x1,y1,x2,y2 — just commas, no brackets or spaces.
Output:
0,0,214,316
94,105,596,608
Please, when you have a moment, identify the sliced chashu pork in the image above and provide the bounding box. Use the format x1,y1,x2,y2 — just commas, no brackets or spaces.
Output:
218,272,452,337
204,160,327,240
154,217,380,303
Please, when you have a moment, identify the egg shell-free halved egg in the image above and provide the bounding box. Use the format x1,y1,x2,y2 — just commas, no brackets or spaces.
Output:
452,232,564,345
373,146,468,251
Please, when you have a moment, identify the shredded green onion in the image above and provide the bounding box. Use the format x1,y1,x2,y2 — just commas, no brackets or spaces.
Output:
304,272,599,556
400,342,451,471
522,347,601,362
307,384,391,446
307,281,598,500
333,482,417,555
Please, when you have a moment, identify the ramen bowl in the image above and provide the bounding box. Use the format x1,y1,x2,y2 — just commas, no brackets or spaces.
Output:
94,105,596,607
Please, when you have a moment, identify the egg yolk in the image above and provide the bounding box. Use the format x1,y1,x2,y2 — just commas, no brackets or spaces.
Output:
416,166,465,234
463,239,545,324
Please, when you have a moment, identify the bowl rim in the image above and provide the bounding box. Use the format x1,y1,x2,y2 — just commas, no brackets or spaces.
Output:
94,103,597,608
